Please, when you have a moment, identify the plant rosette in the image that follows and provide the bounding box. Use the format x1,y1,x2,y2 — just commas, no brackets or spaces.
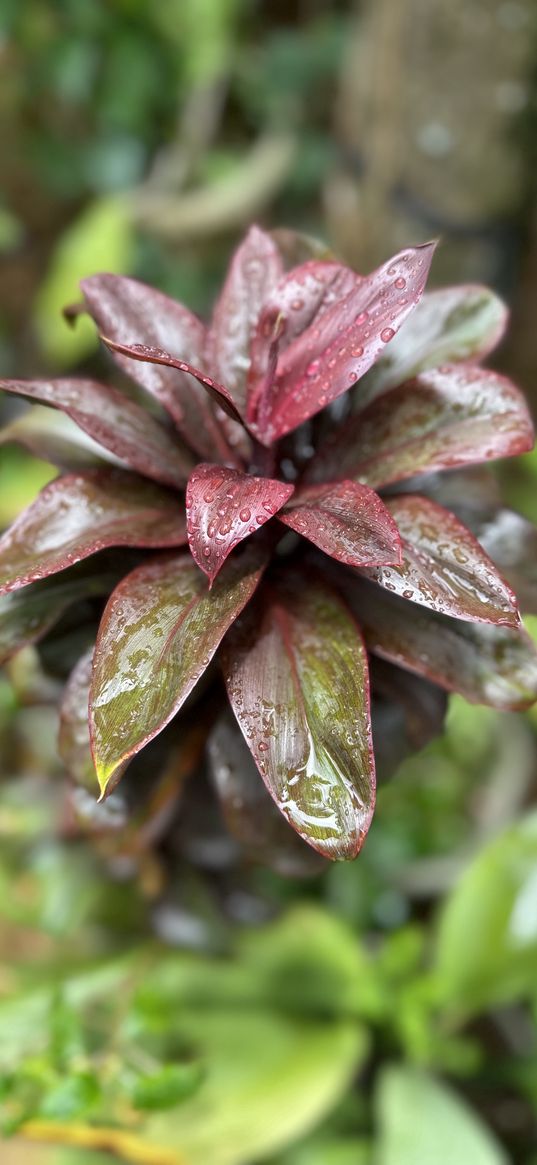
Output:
1,225,536,862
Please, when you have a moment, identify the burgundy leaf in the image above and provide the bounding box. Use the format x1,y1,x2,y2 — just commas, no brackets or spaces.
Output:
90,547,266,795
0,406,116,471
186,464,293,584
340,576,537,711
81,273,227,461
206,224,283,415
0,378,193,489
279,480,402,568
0,470,188,594
223,571,375,860
360,494,520,626
477,509,537,615
356,283,509,407
246,261,359,427
310,365,534,489
207,712,324,876
100,337,249,433
254,242,437,444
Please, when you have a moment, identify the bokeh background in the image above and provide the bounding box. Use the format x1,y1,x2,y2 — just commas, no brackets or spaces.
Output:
1,2,537,1163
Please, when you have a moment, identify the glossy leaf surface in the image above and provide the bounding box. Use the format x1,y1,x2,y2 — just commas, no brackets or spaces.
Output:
207,712,324,876
361,494,519,626
207,224,282,415
90,548,265,795
81,273,225,460
311,364,534,489
279,480,402,568
0,377,193,488
0,470,187,594
361,283,508,404
343,577,537,710
223,572,375,859
256,243,436,443
247,261,358,427
186,463,293,584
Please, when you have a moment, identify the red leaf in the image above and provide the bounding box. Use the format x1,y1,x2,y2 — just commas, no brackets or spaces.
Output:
223,571,375,860
246,261,359,427
206,224,283,415
100,337,249,434
207,712,324,876
311,364,535,489
90,547,266,796
279,480,402,568
360,494,520,626
254,242,436,444
59,648,99,790
186,464,293,584
81,273,227,461
339,575,537,711
0,470,188,594
0,378,193,489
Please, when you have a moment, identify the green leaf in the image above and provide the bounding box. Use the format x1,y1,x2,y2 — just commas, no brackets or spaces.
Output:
223,569,375,859
34,197,134,368
37,1072,100,1121
375,1066,508,1165
90,547,266,795
435,810,537,1015
129,1062,204,1111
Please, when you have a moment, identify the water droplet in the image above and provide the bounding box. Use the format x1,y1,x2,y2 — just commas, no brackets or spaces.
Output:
306,359,320,377
355,310,368,325
380,327,395,343
394,276,406,289
239,507,251,522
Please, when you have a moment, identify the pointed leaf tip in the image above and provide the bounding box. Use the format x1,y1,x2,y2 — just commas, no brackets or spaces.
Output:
186,464,293,583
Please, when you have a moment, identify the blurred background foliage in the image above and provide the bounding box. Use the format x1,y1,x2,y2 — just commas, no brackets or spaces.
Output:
1,1,537,1162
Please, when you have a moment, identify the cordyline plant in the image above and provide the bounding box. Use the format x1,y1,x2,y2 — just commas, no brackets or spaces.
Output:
1,225,537,865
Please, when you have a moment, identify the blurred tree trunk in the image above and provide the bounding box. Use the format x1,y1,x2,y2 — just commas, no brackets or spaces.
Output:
325,0,537,406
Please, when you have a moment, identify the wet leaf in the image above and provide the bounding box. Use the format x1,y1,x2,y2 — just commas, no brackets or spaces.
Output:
81,273,227,460
376,1066,508,1165
312,364,534,489
206,224,282,415
341,576,537,711
90,547,266,795
223,570,375,860
0,377,194,488
435,810,537,1015
361,284,508,404
361,494,520,626
186,463,293,583
100,335,249,433
247,261,358,428
207,712,325,876
0,470,187,594
279,480,402,568
256,243,436,444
